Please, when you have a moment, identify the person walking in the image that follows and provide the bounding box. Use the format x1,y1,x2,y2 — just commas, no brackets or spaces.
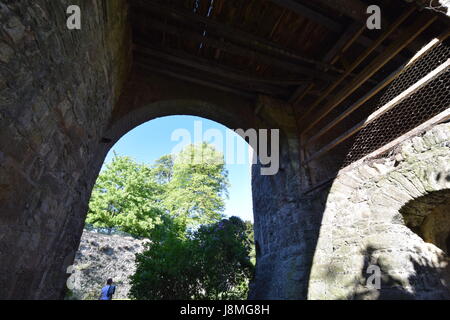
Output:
99,278,116,300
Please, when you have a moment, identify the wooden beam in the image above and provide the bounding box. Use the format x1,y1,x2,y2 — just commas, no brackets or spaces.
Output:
289,83,315,105
290,22,364,105
131,0,341,74
135,44,310,87
300,12,437,134
269,0,342,32
296,6,417,131
132,20,337,82
304,57,450,164
316,0,428,56
134,45,293,96
324,22,366,66
134,61,256,99
314,0,368,22
306,34,450,145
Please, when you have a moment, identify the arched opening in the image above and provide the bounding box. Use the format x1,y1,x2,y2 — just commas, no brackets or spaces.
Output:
400,189,450,255
4,0,450,301
68,115,256,299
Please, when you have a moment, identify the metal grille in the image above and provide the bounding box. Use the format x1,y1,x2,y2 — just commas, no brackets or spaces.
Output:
341,39,450,167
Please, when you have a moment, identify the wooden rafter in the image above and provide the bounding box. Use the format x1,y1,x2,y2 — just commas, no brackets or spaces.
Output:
135,61,255,99
269,0,342,32
289,83,315,105
290,21,364,104
323,22,366,66
132,19,337,82
300,12,437,135
304,57,450,164
296,6,417,132
131,0,341,74
313,0,370,23
134,45,302,96
305,32,450,145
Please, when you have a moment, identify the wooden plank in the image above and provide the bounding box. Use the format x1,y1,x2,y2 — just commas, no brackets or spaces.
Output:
132,20,337,82
289,83,314,105
299,9,433,134
134,44,307,88
306,35,447,145
313,0,368,23
131,0,341,74
311,0,417,58
290,22,364,106
296,6,416,127
269,0,342,32
134,62,256,99
134,46,294,96
323,22,365,65
304,58,450,164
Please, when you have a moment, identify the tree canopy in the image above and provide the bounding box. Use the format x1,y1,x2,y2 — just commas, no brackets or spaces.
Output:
86,143,254,300
87,143,229,236
129,216,255,300
86,155,165,237
163,143,229,229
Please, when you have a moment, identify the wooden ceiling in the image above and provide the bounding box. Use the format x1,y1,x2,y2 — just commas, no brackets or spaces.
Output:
129,0,448,106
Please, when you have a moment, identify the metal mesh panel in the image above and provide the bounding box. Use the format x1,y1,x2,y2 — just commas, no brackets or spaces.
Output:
378,40,450,108
304,39,450,191
343,71,450,166
342,40,450,167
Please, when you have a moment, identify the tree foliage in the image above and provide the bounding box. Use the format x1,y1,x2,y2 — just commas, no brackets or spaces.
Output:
87,143,254,300
87,144,229,236
86,155,164,237
129,216,255,300
164,143,229,228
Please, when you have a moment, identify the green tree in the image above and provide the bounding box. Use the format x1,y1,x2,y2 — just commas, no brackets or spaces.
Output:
151,154,174,185
129,217,255,300
163,143,229,229
128,233,200,300
194,216,255,299
86,143,229,237
86,154,165,237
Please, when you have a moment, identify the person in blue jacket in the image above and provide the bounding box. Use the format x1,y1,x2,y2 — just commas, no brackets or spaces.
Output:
99,278,116,300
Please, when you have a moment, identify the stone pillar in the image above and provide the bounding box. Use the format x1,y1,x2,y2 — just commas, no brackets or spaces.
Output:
0,0,129,299
249,96,322,299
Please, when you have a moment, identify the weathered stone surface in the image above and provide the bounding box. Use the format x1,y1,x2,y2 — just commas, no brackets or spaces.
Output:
308,123,450,300
0,0,448,301
67,229,147,300
0,0,130,299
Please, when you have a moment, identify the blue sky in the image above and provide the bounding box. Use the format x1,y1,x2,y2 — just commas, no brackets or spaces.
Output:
103,116,254,222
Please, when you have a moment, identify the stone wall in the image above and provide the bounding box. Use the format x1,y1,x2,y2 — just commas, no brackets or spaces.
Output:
250,96,318,299
308,122,450,299
1,0,448,301
67,229,147,300
0,0,130,299
0,0,299,299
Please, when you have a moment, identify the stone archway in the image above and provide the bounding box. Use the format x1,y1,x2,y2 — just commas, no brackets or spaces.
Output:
0,64,302,299
2,0,448,301
401,189,450,255
308,122,450,300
